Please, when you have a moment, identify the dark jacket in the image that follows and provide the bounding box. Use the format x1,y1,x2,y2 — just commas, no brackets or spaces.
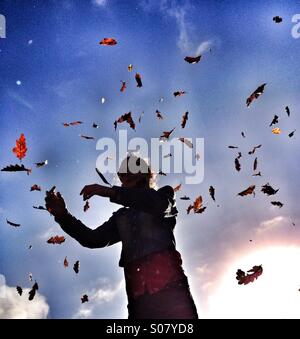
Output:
55,185,178,267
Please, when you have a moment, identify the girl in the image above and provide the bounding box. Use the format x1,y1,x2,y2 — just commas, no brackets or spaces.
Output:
45,155,198,319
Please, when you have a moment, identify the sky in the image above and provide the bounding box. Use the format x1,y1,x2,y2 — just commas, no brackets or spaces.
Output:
1,0,300,319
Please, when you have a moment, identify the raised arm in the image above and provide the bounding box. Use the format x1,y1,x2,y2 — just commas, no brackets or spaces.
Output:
45,187,120,248
110,185,177,216
80,184,177,217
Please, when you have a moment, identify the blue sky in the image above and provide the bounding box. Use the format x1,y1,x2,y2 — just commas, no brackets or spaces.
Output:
1,0,300,319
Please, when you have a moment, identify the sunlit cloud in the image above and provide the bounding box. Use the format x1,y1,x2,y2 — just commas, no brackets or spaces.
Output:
0,274,49,319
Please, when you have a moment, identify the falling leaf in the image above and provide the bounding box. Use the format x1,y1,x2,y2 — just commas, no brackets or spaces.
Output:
253,157,258,171
158,170,167,176
248,144,262,155
63,121,83,127
163,153,172,158
33,205,47,210
95,168,112,186
209,186,215,202
99,38,117,46
272,127,281,134
64,257,69,268
47,236,65,244
236,265,263,285
73,260,80,274
16,286,23,296
273,16,282,23
241,132,246,138
28,282,39,301
84,200,90,212
114,112,135,130
173,91,186,97
173,184,182,192
178,138,193,148
79,135,95,140
135,73,143,87
180,195,190,200
160,128,175,140
30,184,41,192
288,130,296,138
184,55,201,64
81,294,89,303
195,153,201,161
93,123,100,128
238,185,256,197
236,152,242,159
246,83,266,107
181,111,188,128
187,196,206,214
228,145,239,149
120,81,126,92
159,97,164,103
261,183,279,196
234,157,241,172
271,201,284,208
1,164,32,175
12,133,27,161
35,160,48,168
252,172,262,177
29,273,33,282
128,64,133,71
6,218,21,227
285,106,290,117
156,110,164,120
269,115,279,127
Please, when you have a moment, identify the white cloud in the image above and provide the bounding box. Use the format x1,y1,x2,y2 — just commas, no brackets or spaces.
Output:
72,280,124,319
149,0,213,55
92,0,107,7
0,274,49,319
256,216,287,234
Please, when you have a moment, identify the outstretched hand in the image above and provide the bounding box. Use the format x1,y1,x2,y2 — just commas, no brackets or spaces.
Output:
45,186,67,218
80,184,115,201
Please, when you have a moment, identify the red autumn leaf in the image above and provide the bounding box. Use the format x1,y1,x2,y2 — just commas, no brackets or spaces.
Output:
114,112,135,130
178,138,193,148
135,73,143,87
236,265,263,285
99,38,117,46
120,81,126,92
84,200,90,212
173,91,186,97
160,128,175,140
156,110,164,120
181,111,188,128
12,133,27,161
237,185,256,197
173,184,182,192
30,184,41,192
246,83,266,107
47,236,65,244
64,256,69,268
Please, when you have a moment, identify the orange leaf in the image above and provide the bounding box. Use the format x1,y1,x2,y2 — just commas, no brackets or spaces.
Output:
12,133,27,160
